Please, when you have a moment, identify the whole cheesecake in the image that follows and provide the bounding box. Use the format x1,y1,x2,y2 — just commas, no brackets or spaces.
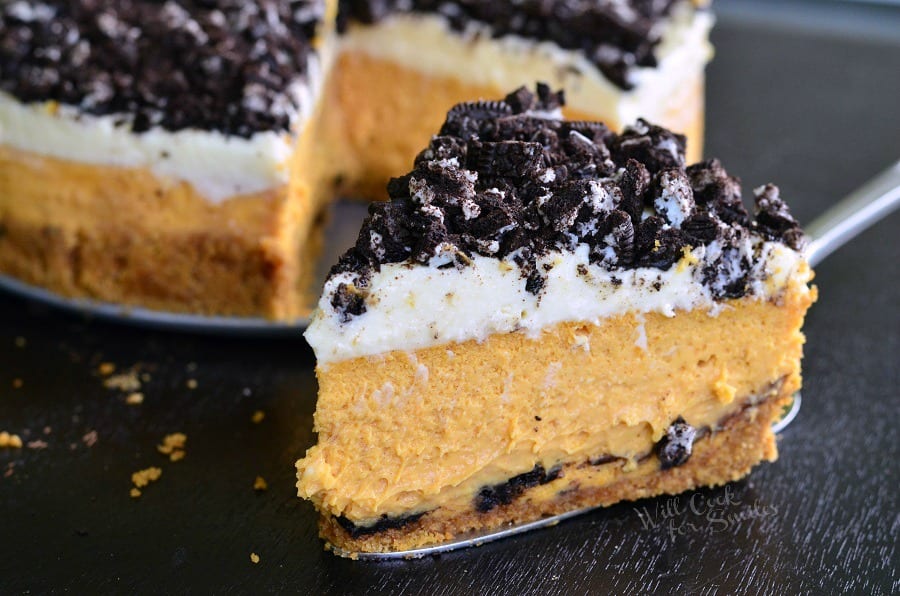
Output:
0,0,712,319
297,86,816,554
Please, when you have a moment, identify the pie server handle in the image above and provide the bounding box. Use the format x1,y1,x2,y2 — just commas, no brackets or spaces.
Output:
804,159,900,267
336,163,900,561
774,159,900,433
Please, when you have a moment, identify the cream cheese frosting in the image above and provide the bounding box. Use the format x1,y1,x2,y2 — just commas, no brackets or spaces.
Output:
305,241,808,364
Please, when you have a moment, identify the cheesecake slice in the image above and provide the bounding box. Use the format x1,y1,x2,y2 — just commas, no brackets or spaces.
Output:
0,0,337,318
327,0,712,197
297,86,816,554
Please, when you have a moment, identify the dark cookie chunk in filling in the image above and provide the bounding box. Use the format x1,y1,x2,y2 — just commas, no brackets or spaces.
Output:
334,510,427,538
656,417,697,470
475,464,562,513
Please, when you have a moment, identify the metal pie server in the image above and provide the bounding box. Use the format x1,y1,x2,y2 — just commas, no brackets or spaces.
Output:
772,159,900,433
336,160,900,560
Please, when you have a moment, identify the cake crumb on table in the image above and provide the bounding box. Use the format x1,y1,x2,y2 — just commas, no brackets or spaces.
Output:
253,476,268,491
131,466,162,488
82,430,98,447
125,392,144,405
130,488,142,498
104,370,141,392
0,432,23,449
27,440,48,449
97,362,116,376
157,433,187,462
251,410,265,424
186,379,198,390
250,553,260,564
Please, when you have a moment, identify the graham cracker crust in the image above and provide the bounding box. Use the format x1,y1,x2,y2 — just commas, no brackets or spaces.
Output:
316,384,790,554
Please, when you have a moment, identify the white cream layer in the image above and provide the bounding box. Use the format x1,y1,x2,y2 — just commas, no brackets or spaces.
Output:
338,0,713,124
305,241,808,364
0,49,326,202
0,90,290,202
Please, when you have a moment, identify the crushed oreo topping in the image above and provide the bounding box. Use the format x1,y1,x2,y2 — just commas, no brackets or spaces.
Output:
327,85,806,322
753,184,806,251
338,0,690,89
656,416,697,470
475,464,562,513
0,1,324,137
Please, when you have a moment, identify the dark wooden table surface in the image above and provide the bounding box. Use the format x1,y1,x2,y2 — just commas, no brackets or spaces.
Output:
1,1,898,593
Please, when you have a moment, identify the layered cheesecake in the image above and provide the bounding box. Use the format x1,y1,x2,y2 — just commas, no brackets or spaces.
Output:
0,0,336,318
0,0,712,319
297,86,816,554
331,0,713,196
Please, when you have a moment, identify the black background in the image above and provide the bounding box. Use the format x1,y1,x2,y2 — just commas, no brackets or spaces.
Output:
1,1,898,593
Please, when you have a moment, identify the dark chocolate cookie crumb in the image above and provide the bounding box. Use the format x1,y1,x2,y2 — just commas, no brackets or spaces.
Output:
589,454,621,466
656,417,697,470
612,119,686,174
475,464,562,513
753,184,805,251
326,85,806,324
330,283,367,323
334,510,427,538
338,1,688,89
1,1,324,137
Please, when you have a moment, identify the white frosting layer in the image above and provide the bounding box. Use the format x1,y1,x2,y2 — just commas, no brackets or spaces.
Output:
0,50,326,202
305,241,807,364
0,91,290,202
338,1,713,123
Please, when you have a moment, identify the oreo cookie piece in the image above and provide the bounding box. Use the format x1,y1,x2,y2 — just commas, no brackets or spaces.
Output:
656,417,697,470
466,140,544,178
612,119,686,173
330,282,367,323
753,184,805,250
440,100,513,140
